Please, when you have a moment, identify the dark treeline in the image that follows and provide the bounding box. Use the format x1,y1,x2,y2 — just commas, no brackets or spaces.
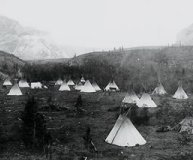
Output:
21,48,193,93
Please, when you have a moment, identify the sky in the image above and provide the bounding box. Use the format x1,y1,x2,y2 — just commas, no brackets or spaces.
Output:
0,0,193,49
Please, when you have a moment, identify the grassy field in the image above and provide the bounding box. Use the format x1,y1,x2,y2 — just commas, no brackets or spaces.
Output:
1,86,193,160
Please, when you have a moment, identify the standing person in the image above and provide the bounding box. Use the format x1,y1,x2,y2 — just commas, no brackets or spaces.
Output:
44,131,53,160
75,95,82,113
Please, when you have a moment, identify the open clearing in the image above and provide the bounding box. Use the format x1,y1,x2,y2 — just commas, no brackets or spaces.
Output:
1,86,193,160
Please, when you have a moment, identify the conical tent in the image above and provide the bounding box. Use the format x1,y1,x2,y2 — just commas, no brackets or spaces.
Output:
81,80,96,93
75,81,83,91
122,91,139,104
105,80,119,91
173,86,188,99
55,78,63,85
152,83,167,95
19,79,30,88
3,78,12,86
67,79,75,86
105,115,146,147
179,117,193,134
59,81,70,91
136,93,157,107
7,83,22,96
80,76,86,83
31,82,42,89
92,81,101,91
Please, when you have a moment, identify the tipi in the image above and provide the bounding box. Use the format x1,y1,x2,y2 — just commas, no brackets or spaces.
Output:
55,78,63,85
173,84,188,99
179,117,193,134
152,83,167,95
19,79,30,88
105,114,146,147
67,79,75,86
122,91,139,104
31,82,42,89
59,81,70,91
105,80,119,91
81,80,96,93
92,81,101,91
3,78,12,86
7,83,22,96
80,76,86,83
136,93,157,107
75,82,83,91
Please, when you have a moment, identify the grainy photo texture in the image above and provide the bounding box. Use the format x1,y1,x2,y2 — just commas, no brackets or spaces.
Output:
0,0,193,159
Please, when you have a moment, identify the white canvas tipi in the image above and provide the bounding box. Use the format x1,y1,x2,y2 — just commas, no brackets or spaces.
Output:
19,79,30,88
137,93,157,108
67,79,75,86
152,83,167,95
75,82,83,91
59,81,70,91
7,83,22,96
173,85,188,99
105,115,146,147
105,80,119,91
81,80,96,93
55,78,63,85
92,81,101,91
3,78,12,86
122,91,139,104
31,82,42,89
80,76,86,83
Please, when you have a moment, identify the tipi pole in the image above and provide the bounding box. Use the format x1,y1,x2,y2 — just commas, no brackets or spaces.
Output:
111,108,131,144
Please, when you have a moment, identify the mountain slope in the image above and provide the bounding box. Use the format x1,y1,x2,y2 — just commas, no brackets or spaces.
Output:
0,16,96,60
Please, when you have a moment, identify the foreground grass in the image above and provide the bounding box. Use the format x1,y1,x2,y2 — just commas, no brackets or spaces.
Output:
1,87,193,159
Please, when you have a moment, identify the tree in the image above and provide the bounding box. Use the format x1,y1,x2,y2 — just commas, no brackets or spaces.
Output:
21,96,47,150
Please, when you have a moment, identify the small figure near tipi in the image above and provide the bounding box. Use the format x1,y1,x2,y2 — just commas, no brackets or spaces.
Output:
83,127,97,152
75,95,82,113
173,81,188,99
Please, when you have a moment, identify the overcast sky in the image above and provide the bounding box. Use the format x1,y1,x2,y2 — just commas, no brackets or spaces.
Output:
0,0,192,49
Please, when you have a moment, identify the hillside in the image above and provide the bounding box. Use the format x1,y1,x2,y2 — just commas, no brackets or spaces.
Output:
0,50,25,78
0,15,96,60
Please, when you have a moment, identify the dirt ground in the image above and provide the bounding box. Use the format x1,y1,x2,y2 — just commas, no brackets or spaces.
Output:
1,86,193,160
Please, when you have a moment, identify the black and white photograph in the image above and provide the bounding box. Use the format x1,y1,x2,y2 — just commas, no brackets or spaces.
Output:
1,0,193,159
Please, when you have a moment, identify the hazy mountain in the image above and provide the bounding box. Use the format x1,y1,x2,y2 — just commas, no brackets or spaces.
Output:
0,16,96,60
176,23,193,45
